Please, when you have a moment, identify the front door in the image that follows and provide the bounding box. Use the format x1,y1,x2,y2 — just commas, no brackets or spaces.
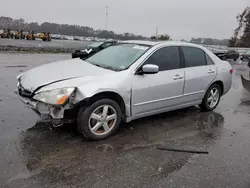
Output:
131,46,185,117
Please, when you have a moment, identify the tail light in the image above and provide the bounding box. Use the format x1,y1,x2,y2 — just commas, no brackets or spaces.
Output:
230,69,233,74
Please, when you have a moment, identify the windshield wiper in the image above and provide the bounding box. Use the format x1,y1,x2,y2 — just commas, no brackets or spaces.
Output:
92,63,120,71
91,63,102,68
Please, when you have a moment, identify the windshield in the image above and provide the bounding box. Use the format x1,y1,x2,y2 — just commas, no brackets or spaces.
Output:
87,42,104,48
85,43,150,71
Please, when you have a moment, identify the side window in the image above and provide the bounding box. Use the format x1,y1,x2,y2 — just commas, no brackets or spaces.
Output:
182,46,206,67
205,54,214,65
144,46,180,71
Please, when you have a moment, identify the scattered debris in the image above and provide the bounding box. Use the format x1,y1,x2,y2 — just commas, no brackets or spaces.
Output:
157,147,209,154
5,65,27,68
158,167,163,173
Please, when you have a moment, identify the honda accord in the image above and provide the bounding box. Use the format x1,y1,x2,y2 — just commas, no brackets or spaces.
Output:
16,40,233,140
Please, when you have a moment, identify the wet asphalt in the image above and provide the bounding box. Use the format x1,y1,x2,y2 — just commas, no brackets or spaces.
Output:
0,53,250,188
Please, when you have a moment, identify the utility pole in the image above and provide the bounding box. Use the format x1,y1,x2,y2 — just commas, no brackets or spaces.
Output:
105,6,108,30
156,26,158,39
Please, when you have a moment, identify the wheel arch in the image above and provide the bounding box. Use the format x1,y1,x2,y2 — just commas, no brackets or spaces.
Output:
85,91,128,119
206,80,224,95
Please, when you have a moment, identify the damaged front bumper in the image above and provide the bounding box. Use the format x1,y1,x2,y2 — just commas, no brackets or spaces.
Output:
15,89,76,127
16,91,38,109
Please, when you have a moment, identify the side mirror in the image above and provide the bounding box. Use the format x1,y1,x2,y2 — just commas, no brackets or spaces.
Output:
141,64,159,74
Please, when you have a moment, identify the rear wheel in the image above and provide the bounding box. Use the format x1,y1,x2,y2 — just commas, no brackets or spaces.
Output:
77,99,122,140
199,84,221,111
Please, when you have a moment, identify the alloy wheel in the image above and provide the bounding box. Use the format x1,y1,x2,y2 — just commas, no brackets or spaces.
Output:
88,105,117,136
207,88,220,108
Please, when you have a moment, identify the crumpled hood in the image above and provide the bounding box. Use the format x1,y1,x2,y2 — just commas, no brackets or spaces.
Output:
19,58,112,92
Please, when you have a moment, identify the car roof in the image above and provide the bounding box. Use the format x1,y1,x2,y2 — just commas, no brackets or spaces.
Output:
121,40,160,46
120,40,204,48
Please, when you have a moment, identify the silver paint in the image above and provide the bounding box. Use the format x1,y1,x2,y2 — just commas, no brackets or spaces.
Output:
16,41,233,123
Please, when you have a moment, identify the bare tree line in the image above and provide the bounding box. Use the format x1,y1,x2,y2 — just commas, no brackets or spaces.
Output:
0,16,146,40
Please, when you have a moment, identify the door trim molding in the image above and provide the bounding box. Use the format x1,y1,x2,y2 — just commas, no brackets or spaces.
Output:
127,100,202,122
133,90,204,107
183,90,204,97
134,95,183,107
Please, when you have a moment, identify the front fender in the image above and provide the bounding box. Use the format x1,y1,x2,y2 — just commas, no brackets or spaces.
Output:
74,85,132,117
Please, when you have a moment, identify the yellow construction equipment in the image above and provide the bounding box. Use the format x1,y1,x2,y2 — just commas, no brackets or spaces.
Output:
26,31,36,40
0,28,13,38
1,29,51,41
14,30,26,39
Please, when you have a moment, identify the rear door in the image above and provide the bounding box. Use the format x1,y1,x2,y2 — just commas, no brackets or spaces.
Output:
181,46,217,103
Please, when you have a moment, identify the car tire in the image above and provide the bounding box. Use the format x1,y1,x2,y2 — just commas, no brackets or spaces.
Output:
199,84,221,111
233,57,238,61
77,99,122,140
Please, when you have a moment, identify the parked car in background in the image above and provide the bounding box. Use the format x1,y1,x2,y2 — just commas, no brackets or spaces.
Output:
65,36,74,40
16,41,232,140
73,36,81,41
240,50,250,61
72,41,117,59
51,34,61,40
214,49,239,61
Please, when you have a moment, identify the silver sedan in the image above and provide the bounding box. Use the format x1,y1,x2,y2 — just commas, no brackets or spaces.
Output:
16,40,233,140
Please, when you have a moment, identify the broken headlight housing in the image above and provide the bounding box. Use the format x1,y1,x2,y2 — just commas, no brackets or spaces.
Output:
33,87,75,105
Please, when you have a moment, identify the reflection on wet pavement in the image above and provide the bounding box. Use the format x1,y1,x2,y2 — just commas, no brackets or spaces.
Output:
15,108,224,187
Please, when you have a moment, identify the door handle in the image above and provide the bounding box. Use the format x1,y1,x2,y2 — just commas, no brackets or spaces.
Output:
208,69,215,74
173,74,184,80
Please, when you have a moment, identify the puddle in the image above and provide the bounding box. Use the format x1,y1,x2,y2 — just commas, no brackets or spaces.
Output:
17,109,225,180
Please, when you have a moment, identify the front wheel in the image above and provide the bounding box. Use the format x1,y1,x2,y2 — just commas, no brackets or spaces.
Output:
199,84,221,111
77,99,122,140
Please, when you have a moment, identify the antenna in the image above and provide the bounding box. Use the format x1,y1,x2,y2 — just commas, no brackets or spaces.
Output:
105,6,108,30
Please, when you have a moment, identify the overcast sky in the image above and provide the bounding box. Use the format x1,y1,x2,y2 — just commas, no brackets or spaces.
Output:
1,0,249,40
